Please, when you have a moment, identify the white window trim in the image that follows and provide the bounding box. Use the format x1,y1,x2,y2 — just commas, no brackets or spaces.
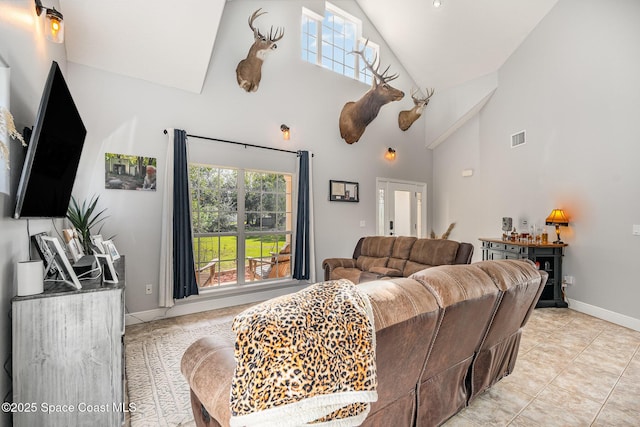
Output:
301,3,380,85
190,165,295,291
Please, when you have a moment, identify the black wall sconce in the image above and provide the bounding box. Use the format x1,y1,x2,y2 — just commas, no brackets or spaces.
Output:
280,124,290,140
35,0,64,43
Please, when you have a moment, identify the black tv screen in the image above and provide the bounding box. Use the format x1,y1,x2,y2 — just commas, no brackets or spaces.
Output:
14,61,86,219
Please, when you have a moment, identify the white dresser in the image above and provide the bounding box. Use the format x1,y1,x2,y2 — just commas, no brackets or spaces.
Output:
11,258,126,426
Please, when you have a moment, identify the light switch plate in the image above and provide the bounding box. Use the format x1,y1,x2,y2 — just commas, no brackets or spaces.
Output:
633,224,640,236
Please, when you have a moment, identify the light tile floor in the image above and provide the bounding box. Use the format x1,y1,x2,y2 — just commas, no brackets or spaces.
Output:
445,308,640,426
127,306,640,426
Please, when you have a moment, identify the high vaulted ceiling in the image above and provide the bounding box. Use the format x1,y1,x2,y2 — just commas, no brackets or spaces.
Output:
59,0,559,94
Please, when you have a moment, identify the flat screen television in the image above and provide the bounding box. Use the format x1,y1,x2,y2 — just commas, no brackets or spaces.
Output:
14,61,86,219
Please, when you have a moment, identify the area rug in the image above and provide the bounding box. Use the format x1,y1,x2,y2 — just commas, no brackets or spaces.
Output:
124,319,235,427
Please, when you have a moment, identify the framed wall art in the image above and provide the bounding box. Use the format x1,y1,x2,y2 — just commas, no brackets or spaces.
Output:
329,180,359,202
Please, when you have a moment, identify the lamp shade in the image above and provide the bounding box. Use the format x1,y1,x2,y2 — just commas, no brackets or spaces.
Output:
545,209,569,226
45,8,64,43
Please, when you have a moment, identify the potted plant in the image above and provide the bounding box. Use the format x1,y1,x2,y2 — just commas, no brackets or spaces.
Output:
66,194,109,253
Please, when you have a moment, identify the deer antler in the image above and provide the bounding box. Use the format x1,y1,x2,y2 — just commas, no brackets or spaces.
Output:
352,40,398,84
268,26,285,43
248,8,268,38
411,88,435,104
248,9,284,42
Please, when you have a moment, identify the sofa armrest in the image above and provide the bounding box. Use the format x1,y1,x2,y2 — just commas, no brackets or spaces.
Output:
454,242,474,264
181,335,236,426
322,258,357,280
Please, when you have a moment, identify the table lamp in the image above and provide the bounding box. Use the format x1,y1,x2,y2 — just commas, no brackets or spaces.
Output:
545,209,569,243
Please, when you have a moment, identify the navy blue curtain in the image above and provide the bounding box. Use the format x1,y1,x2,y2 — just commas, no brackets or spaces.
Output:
173,129,199,299
293,151,310,280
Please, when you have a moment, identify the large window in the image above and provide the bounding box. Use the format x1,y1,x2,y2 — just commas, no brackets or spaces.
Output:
301,3,378,85
190,165,293,288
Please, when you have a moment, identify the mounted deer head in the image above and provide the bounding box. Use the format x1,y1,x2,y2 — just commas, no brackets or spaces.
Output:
398,88,434,131
236,9,284,92
339,42,404,144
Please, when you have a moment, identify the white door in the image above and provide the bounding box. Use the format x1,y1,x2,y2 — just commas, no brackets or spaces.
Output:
376,179,427,237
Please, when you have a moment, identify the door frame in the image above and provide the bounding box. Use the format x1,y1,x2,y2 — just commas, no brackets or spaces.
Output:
375,178,428,237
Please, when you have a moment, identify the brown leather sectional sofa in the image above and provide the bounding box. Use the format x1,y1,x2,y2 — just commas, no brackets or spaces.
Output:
322,236,474,283
181,259,546,427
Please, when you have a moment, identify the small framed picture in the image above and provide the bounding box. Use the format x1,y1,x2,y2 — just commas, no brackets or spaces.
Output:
90,234,105,254
329,180,359,202
40,236,82,290
102,240,120,261
63,228,85,263
31,232,61,277
94,254,118,284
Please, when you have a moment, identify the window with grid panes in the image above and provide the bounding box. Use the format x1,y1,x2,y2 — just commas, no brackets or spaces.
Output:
301,3,379,85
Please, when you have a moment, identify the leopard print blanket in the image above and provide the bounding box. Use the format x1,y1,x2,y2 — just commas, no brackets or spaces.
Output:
229,279,377,427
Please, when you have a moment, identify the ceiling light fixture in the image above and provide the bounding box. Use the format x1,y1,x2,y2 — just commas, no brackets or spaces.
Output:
433,0,442,8
35,0,64,43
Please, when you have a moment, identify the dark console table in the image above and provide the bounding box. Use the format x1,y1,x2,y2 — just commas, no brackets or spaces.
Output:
479,238,568,308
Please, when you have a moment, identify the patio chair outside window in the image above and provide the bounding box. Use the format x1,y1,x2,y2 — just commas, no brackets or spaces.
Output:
248,244,291,281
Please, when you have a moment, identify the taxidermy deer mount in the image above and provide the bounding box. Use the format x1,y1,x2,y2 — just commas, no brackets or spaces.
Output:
339,42,405,144
398,88,435,131
236,8,284,92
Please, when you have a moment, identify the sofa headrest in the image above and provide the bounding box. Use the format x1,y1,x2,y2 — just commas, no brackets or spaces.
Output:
361,236,396,257
358,277,440,331
472,259,546,292
409,239,460,266
391,236,417,258
409,264,499,308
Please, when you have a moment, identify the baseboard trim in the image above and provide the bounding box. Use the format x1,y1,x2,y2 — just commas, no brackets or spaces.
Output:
125,283,307,325
567,298,640,332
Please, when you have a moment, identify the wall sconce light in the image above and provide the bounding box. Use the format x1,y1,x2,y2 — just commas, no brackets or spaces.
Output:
35,0,64,43
384,147,396,161
545,208,569,243
280,124,290,140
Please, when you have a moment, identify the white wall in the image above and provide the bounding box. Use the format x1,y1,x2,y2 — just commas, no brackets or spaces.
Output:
433,0,640,326
63,0,431,314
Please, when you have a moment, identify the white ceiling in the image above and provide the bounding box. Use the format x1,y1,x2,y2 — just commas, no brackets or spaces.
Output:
59,0,559,94
60,0,226,93
356,0,560,90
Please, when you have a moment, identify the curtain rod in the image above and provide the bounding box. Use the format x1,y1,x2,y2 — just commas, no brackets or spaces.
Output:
163,129,301,155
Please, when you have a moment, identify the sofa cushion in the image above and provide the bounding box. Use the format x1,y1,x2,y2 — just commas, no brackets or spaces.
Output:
330,267,364,284
356,236,395,271
409,239,460,266
360,236,395,257
387,236,417,272
369,266,403,277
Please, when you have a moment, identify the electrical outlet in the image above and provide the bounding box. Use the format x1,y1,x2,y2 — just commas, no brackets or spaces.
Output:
563,276,575,286
146,284,153,295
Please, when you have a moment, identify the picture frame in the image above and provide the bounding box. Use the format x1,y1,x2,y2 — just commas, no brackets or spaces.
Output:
40,236,82,290
102,239,120,261
94,254,118,284
62,228,85,262
31,232,61,277
329,180,359,202
90,234,105,254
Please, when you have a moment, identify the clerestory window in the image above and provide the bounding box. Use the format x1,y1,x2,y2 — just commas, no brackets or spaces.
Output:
301,2,379,85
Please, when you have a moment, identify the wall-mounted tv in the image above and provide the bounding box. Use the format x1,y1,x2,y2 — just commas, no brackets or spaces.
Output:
14,61,86,219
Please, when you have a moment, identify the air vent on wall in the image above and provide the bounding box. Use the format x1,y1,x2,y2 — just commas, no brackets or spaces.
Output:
511,130,526,148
